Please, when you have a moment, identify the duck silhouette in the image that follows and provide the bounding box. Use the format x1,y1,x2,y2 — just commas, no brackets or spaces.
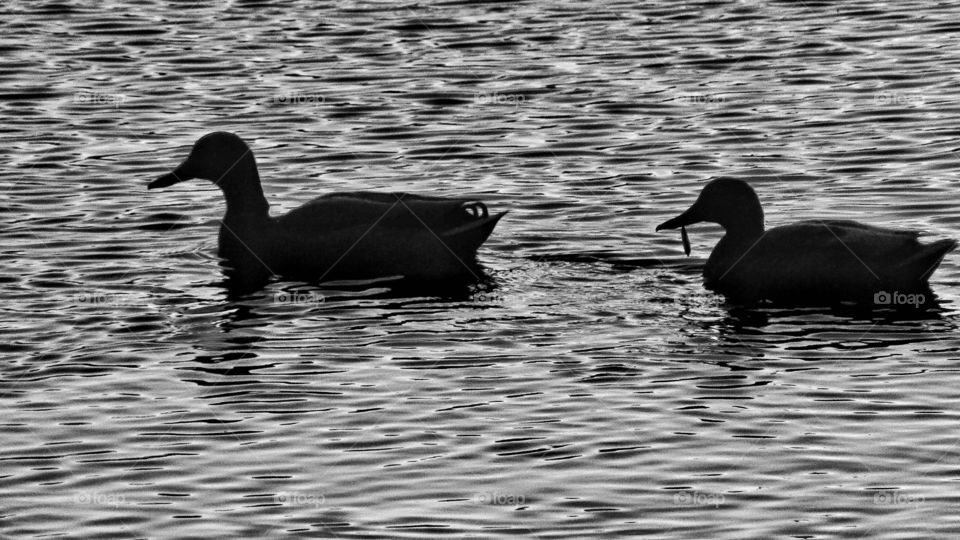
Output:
657,178,956,305
149,132,504,292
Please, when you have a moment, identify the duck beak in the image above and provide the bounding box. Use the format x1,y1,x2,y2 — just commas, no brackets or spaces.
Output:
656,203,703,231
657,203,704,256
148,172,181,189
148,161,194,190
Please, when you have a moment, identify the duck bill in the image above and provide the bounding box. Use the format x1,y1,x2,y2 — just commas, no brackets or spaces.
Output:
148,162,193,190
657,204,703,256
656,204,703,231
148,172,181,189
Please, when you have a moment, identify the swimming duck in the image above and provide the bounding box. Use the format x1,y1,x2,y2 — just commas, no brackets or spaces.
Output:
656,178,956,305
149,132,504,291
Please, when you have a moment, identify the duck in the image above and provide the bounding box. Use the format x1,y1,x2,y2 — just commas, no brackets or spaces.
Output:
148,132,504,292
656,178,956,305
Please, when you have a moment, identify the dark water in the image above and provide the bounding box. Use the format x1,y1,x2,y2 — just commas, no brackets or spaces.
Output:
4,1,960,538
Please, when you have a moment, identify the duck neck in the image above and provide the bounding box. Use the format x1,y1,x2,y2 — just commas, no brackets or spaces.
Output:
723,213,764,242
219,156,270,220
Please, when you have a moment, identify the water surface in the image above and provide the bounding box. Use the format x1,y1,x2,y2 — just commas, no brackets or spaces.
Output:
3,1,960,538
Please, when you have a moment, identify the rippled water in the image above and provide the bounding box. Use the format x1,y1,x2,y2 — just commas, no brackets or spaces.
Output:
4,1,960,538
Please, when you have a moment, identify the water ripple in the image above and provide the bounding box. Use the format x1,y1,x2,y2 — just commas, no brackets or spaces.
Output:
3,0,960,538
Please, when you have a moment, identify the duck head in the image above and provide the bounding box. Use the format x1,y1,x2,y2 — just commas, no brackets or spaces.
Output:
149,132,268,214
656,178,765,253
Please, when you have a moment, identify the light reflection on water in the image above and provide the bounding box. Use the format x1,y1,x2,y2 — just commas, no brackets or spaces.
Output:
3,1,960,538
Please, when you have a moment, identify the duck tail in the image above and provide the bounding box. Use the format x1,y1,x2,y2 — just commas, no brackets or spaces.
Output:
912,238,957,280
442,211,506,254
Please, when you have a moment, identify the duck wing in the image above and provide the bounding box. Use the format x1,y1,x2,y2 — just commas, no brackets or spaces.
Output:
775,220,953,277
270,192,503,282
279,192,500,241
723,220,955,301
315,191,474,205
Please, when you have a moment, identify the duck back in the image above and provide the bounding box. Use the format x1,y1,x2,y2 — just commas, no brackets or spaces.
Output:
219,191,502,287
705,220,956,304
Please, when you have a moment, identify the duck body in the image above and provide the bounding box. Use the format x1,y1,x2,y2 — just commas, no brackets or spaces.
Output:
703,219,955,304
658,178,956,305
221,192,500,284
149,132,503,291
